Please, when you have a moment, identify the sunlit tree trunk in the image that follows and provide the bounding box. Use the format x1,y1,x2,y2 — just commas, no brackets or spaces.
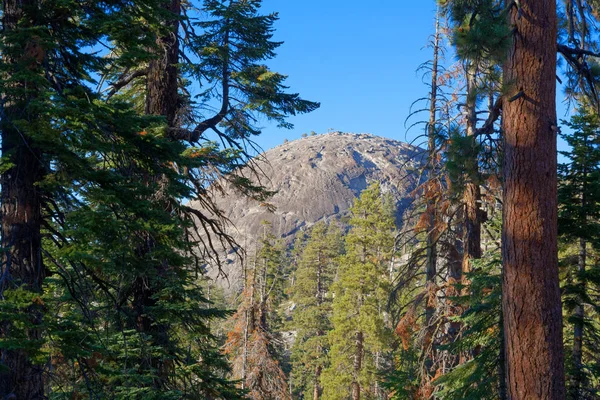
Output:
424,11,440,379
501,0,566,397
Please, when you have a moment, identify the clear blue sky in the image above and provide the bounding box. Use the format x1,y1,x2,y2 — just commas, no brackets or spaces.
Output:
256,0,572,154
256,0,438,151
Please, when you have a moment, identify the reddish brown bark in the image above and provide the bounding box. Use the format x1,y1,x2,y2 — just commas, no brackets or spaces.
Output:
0,1,46,398
501,0,566,398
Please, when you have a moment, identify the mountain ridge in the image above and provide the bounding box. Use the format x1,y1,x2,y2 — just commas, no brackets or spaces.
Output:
194,132,424,289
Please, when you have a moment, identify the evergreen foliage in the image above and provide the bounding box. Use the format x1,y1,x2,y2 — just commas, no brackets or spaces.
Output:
0,0,317,398
438,0,510,63
289,222,343,399
558,110,600,398
321,183,396,400
7,2,600,399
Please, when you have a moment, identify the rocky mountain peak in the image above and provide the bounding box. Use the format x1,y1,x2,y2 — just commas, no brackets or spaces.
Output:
194,132,423,288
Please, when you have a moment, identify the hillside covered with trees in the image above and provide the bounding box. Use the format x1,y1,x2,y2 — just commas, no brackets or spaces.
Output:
1,0,600,399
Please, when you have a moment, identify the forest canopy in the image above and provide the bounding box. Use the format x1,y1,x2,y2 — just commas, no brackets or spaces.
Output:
0,0,599,399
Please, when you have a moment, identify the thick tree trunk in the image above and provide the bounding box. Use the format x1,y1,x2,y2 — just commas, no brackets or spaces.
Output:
145,0,180,126
131,0,181,388
0,1,46,398
501,0,566,398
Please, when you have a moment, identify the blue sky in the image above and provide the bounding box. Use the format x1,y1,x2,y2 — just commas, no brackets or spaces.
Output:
255,1,573,154
256,1,438,151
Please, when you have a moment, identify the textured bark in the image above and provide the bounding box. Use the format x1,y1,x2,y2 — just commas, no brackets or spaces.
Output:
131,0,181,388
501,0,566,398
0,1,46,398
446,240,462,367
0,0,46,399
145,0,180,127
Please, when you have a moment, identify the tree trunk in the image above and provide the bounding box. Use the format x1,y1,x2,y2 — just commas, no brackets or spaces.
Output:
461,63,483,363
501,0,566,398
352,331,363,400
131,0,181,388
571,238,586,396
145,0,180,126
424,11,440,378
571,136,587,397
0,1,46,398
463,64,482,282
313,365,322,400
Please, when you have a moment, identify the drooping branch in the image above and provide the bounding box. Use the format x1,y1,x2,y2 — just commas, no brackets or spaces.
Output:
557,43,600,107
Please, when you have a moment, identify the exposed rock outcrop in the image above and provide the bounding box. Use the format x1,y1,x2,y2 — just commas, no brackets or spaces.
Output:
192,132,423,290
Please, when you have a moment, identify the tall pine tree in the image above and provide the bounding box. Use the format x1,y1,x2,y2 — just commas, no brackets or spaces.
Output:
289,222,342,400
322,183,396,400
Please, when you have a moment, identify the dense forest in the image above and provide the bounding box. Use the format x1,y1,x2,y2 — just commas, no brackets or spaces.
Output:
1,0,600,399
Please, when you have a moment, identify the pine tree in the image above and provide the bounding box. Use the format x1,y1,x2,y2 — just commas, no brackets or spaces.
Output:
88,0,318,396
0,1,166,396
558,110,600,398
0,2,47,395
289,222,343,400
322,183,396,400
501,0,565,396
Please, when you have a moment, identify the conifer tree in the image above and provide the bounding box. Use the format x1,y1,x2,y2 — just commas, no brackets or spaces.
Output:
0,2,47,395
0,0,316,397
424,11,443,379
0,1,165,396
438,1,600,396
558,110,600,398
94,0,317,396
501,1,566,396
289,222,343,400
322,183,396,400
224,222,290,399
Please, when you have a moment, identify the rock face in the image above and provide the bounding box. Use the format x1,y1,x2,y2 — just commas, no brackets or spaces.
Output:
196,132,423,289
